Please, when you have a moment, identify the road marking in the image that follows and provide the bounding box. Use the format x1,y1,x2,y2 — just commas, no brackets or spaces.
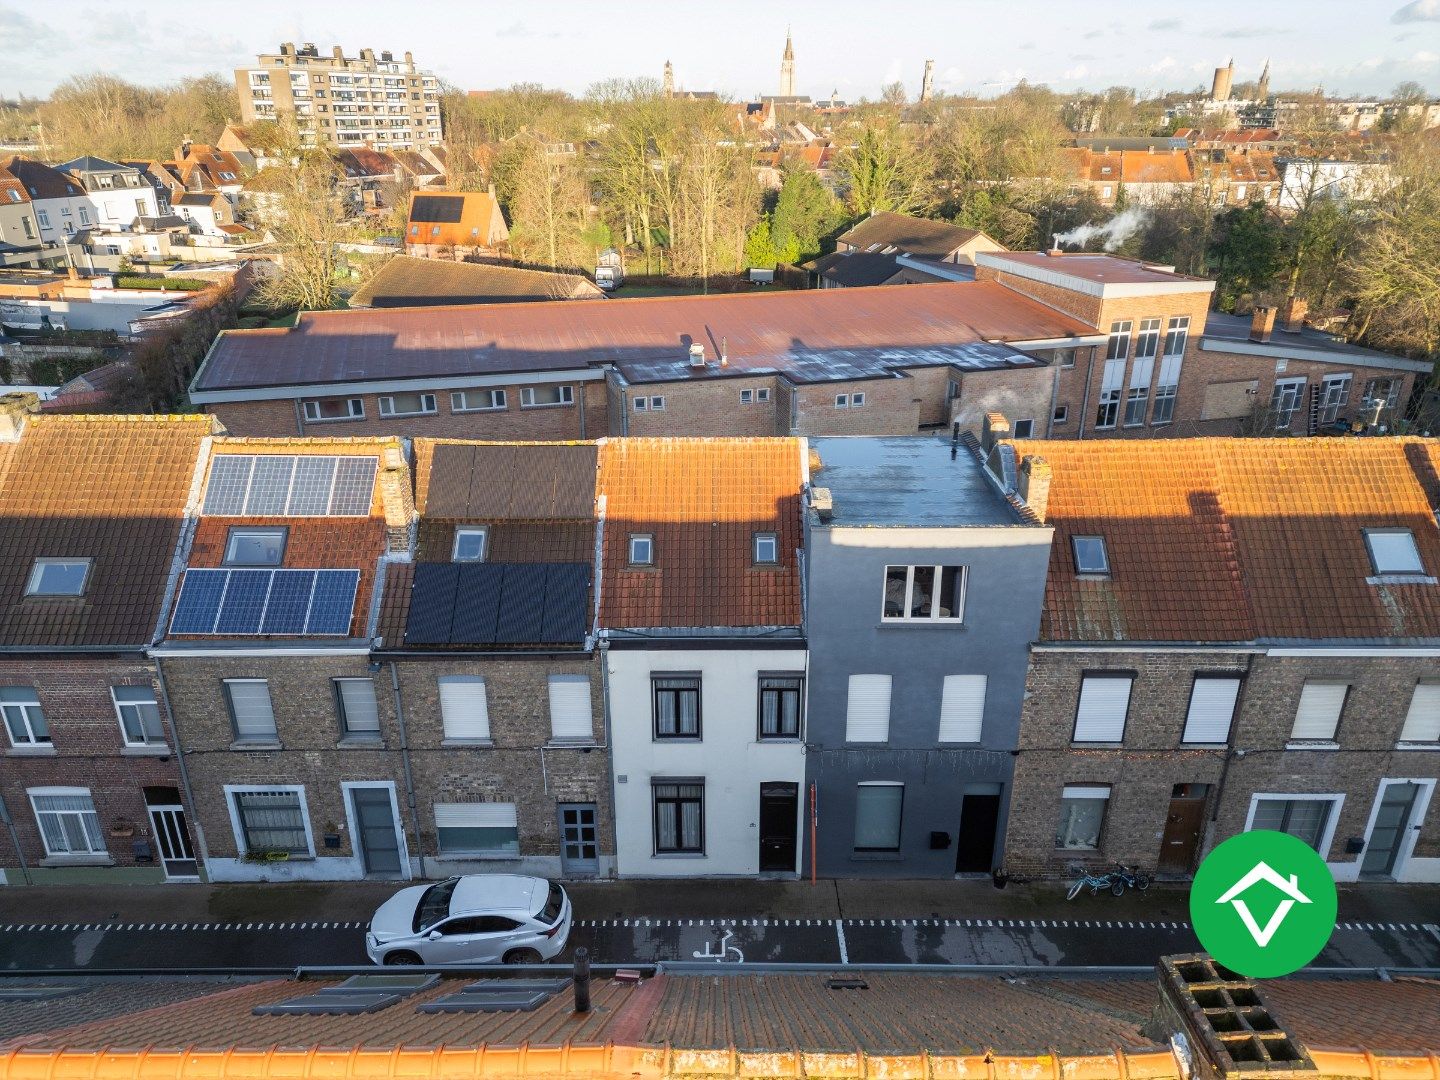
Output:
834,920,849,964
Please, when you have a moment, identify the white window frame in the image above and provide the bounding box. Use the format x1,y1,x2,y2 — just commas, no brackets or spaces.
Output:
25,557,92,597
1052,404,1069,425
835,394,849,408
377,392,437,417
1134,317,1161,361
28,787,106,857
1270,377,1306,429
2,687,50,747
450,388,507,412
225,784,315,858
438,675,490,742
757,387,771,402
112,685,165,748
1163,315,1189,360
851,392,866,407
938,674,986,744
881,564,967,623
649,396,665,410
1243,792,1343,858
223,526,286,567
1181,675,1242,746
520,384,575,408
1012,418,1035,438
302,397,364,422
1073,674,1133,743
629,533,654,566
547,674,594,743
452,526,488,563
633,396,648,411
845,674,892,743
1105,320,1132,362
1319,373,1352,424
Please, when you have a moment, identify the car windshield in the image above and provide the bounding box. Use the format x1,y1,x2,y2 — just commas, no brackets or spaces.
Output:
537,881,564,924
412,877,458,933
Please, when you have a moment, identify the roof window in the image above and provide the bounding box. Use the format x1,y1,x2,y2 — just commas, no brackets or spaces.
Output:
25,558,91,597
1364,528,1425,576
629,534,654,566
1072,536,1110,576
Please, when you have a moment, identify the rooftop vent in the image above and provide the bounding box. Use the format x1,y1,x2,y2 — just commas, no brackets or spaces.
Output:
688,342,706,367
811,487,833,523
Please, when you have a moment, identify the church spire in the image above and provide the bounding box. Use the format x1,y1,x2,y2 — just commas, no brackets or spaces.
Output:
779,27,796,97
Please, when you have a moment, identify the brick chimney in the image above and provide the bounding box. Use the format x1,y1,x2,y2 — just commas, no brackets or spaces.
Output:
1018,455,1052,522
1249,306,1276,343
1280,295,1308,333
981,411,1010,452
377,442,414,552
0,392,39,441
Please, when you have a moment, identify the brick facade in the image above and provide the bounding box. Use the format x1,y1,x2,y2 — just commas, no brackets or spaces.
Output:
613,375,781,437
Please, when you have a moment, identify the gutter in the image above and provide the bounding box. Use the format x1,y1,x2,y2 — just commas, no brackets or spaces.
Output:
152,659,211,871
387,660,423,878
1076,345,1096,440
190,368,607,405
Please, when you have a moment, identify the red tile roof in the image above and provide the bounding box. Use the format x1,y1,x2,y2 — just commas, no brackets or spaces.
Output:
1009,438,1440,642
597,438,804,629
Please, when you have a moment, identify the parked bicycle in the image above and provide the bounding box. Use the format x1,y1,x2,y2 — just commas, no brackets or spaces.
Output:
1066,862,1153,899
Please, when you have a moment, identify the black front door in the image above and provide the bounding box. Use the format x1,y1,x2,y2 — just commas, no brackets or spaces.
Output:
955,792,1001,873
759,783,799,872
351,787,402,876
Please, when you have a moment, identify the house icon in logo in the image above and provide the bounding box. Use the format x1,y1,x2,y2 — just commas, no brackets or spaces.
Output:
1215,860,1313,948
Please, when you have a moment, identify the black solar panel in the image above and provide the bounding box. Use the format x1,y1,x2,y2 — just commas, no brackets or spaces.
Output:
405,563,459,644
253,991,400,1016
451,563,502,644
410,194,464,223
541,564,590,643
495,564,546,643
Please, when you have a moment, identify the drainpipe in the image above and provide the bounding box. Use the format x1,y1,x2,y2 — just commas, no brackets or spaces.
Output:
598,637,618,878
153,658,210,870
388,661,423,879
1046,353,1063,438
1076,345,1097,440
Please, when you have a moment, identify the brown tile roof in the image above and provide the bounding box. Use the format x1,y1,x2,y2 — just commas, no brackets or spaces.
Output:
1,156,84,199
597,438,804,629
1008,437,1440,642
838,211,987,259
335,147,399,179
0,163,31,205
417,441,598,519
0,415,212,647
349,256,605,308
416,521,596,564
1059,147,1194,185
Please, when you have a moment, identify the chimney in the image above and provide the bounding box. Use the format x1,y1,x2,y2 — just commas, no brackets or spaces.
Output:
0,392,39,442
361,48,376,65
1280,295,1308,333
720,337,728,366
378,443,415,552
1046,247,1064,257
280,42,294,56
810,487,834,523
1018,455,1052,522
332,45,344,61
688,342,707,368
1249,305,1276,343
404,51,414,67
981,411,1010,452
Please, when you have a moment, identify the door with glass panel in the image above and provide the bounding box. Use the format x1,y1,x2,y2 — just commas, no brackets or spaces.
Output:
145,787,199,880
1360,782,1423,879
558,803,599,876
350,786,403,876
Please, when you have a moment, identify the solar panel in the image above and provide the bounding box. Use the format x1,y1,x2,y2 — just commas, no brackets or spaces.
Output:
331,457,379,515
244,456,295,515
405,563,459,644
259,569,315,634
450,563,502,644
199,456,378,517
495,564,546,643
215,569,271,634
307,570,361,634
288,456,336,515
410,194,464,223
202,456,253,515
169,569,227,633
329,973,440,996
540,564,590,643
253,991,401,1015
416,990,549,1013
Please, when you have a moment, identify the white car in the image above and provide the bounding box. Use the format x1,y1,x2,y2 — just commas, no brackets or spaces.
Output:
365,875,571,966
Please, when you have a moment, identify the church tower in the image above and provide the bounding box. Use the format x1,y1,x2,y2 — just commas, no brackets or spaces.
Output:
1256,58,1270,101
920,59,935,103
779,29,796,97
664,59,674,98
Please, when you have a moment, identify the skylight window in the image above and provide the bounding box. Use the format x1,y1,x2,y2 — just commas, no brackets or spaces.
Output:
453,526,488,562
25,558,91,597
1364,528,1425,576
224,527,286,566
629,534,653,566
1072,536,1110,575
754,532,778,565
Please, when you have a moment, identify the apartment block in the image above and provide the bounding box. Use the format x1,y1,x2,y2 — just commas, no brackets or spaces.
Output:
236,42,442,150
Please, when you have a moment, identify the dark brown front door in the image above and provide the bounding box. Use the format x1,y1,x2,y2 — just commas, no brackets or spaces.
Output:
1157,783,1209,875
759,783,798,872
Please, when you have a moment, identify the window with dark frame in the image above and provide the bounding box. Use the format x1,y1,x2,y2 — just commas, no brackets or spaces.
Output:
629,533,653,566
452,526,488,562
334,678,381,739
233,789,309,855
759,676,803,739
1072,535,1109,575
653,781,703,853
882,564,966,621
753,532,778,564
653,676,701,738
853,782,903,851
1053,404,1069,424
1012,418,1034,438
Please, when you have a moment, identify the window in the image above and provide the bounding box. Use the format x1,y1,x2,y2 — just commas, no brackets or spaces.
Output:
1319,374,1352,424
232,788,310,855
2,687,49,746
1125,349,1153,426
1060,347,1077,369
378,392,437,416
938,674,986,743
22,214,34,239
224,527,286,566
25,558,91,597
653,781,703,853
223,679,278,744
1072,536,1109,575
740,387,770,404
835,394,849,408
1363,377,1401,415
36,209,50,228
1163,316,1189,360
334,678,380,739
1152,349,1182,426
633,396,647,411
854,782,903,852
759,676,803,739
1291,680,1347,743
452,526,488,562
548,674,593,742
852,392,866,407
1399,682,1440,743
1105,320,1132,362
438,676,490,741
1052,404,1069,425
30,789,105,856
845,674,892,743
1073,674,1133,743
1134,317,1161,360
629,533,653,566
1270,378,1306,429
302,397,364,422
739,389,754,404
653,676,701,739
1364,529,1424,576
435,802,518,855
78,207,90,226
649,396,665,410
1056,785,1109,850
1096,356,1123,429
753,532,778,564
450,389,506,412
1012,418,1035,438
520,385,574,407
1182,675,1242,744
113,685,164,746
882,564,966,622
1250,797,1336,852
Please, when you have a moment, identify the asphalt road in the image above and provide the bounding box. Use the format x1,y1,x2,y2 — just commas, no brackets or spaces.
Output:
2,913,1437,973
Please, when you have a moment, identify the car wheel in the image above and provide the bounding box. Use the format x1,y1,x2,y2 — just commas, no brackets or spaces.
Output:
503,947,542,965
382,950,422,966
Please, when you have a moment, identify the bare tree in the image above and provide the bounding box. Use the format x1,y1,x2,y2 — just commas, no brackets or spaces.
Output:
252,149,350,311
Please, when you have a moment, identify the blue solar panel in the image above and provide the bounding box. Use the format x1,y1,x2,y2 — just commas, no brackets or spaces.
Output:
199,455,377,517
244,457,295,515
215,569,272,634
288,456,336,515
540,564,590,643
405,563,459,644
306,570,360,634
495,564,546,644
330,458,378,515
170,569,227,634
202,457,253,516
451,564,502,643
260,570,316,634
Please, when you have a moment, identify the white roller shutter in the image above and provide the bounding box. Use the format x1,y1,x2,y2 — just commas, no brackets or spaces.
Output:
1291,681,1347,741
1073,676,1132,742
434,802,517,829
439,676,490,740
1399,683,1440,743
225,680,276,741
1157,353,1184,389
845,674,892,743
1129,355,1155,390
1182,677,1241,744
1101,358,1125,391
337,679,379,733
548,675,594,740
1062,785,1111,800
938,675,986,743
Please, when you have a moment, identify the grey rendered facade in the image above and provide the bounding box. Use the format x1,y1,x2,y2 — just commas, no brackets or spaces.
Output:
802,437,1052,878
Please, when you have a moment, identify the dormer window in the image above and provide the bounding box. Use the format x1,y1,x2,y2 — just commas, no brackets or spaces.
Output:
629,534,654,566
25,558,91,597
453,526,488,562
1072,536,1110,576
1364,528,1424,576
754,532,779,565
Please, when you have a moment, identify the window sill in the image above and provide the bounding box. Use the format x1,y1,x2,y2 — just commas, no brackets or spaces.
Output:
547,738,596,748
876,621,967,630
1394,742,1439,751
758,736,803,744
1179,743,1228,751
39,855,114,867
519,403,575,410
301,416,364,425
229,741,282,751
1070,742,1123,749
435,851,521,861
1285,741,1339,751
1367,575,1438,586
337,737,385,748
441,738,494,748
653,737,702,743
850,852,903,861
936,741,984,749
377,411,438,419
451,407,507,414
120,745,171,757
844,740,888,747
6,745,57,757
652,852,707,859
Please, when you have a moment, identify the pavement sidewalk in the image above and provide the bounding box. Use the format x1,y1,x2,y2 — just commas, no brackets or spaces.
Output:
2,877,1436,928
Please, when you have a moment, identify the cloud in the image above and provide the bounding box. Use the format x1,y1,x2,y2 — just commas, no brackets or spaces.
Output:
1217,25,1287,38
1149,18,1182,30
1410,49,1440,62
1392,0,1440,22
1063,65,1090,80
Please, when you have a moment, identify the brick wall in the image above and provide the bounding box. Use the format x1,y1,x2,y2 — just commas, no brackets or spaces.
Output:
617,376,780,437
0,655,190,878
953,366,1055,437
792,378,917,435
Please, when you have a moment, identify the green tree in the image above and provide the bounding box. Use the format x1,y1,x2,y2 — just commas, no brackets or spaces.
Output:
835,121,933,217
1211,202,1284,310
769,166,841,263
744,218,779,269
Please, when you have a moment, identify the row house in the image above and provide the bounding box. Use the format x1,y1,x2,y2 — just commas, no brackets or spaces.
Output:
1057,147,1195,207
0,161,51,268
1,157,95,262
0,409,212,884
995,432,1440,883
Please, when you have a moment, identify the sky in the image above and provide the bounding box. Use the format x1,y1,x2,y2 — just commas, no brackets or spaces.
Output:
3,0,1438,101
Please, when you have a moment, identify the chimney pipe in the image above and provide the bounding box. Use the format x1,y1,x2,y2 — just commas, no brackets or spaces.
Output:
688,342,706,368
572,947,591,1014
1250,305,1276,343
720,337,728,366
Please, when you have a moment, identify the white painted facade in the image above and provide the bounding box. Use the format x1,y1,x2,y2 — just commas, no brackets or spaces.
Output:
606,644,807,877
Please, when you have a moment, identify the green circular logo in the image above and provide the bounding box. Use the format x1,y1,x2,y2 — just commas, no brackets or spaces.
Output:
1190,830,1337,978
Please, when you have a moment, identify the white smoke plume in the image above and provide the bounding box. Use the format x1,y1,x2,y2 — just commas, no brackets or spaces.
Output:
1052,208,1149,252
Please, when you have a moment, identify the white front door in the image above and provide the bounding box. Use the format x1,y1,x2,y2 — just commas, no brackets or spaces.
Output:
147,804,199,880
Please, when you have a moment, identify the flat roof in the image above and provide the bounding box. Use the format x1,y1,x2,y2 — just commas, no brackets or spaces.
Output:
812,436,1023,528
1200,313,1429,371
981,251,1209,287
